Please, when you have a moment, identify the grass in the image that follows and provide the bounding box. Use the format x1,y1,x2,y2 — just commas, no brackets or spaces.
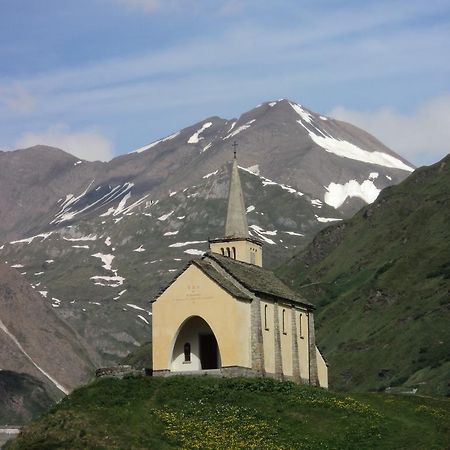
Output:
278,155,450,396
6,376,450,450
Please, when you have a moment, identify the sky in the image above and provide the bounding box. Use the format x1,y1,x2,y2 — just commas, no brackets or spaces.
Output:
0,0,449,165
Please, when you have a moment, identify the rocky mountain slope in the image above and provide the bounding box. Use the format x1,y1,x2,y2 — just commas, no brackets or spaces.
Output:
0,99,413,243
278,154,450,396
0,99,414,369
0,262,96,407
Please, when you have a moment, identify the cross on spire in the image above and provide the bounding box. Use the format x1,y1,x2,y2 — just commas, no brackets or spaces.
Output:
232,141,238,159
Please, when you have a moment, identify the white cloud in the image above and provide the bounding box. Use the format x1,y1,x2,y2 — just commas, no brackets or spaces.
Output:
15,125,114,161
329,93,450,166
0,82,36,113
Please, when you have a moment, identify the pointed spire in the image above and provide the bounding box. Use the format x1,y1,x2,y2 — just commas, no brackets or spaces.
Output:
225,145,249,238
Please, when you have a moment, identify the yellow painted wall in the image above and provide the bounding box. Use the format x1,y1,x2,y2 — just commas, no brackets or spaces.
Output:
316,348,329,389
297,310,310,381
260,300,275,374
279,305,293,376
210,240,262,266
152,264,252,371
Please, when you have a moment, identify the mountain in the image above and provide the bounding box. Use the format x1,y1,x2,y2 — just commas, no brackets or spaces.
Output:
278,154,450,396
6,376,450,450
0,99,413,243
0,262,97,420
0,371,55,425
0,99,414,369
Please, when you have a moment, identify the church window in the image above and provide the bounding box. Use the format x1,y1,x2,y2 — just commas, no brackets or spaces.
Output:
282,309,287,334
184,343,191,362
232,247,236,259
264,304,269,330
221,248,225,255
226,247,231,257
299,314,304,339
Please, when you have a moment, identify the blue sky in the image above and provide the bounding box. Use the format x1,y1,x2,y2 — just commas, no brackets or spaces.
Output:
1,0,449,164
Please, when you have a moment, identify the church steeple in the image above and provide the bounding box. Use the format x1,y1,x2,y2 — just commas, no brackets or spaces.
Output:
224,150,249,238
208,142,263,267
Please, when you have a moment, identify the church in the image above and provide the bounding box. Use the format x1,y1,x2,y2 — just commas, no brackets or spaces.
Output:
152,154,328,387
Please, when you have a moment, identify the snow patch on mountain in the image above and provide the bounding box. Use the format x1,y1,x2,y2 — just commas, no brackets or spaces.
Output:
291,103,313,124
289,102,414,172
203,170,219,179
249,225,277,245
132,131,180,153
138,315,150,324
63,234,97,242
184,249,205,256
92,253,115,271
245,164,260,175
133,245,145,252
246,205,255,213
315,215,343,223
164,231,179,236
224,119,256,140
240,166,304,197
126,303,147,312
169,241,207,248
324,179,380,209
91,275,125,287
202,143,212,152
10,232,53,245
188,122,213,144
158,211,174,221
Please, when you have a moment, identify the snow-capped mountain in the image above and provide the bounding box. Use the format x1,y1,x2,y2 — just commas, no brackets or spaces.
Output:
0,99,414,368
0,99,412,243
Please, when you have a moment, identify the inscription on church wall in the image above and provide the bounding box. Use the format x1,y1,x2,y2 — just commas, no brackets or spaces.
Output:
173,283,213,301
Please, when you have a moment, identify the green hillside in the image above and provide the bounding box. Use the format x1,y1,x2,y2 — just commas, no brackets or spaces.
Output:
6,376,450,450
279,155,450,396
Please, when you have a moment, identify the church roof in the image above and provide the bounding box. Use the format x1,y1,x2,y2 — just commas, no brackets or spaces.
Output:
224,156,249,238
198,253,314,308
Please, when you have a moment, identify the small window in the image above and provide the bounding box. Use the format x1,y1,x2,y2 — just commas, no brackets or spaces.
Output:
184,343,191,362
220,248,225,255
264,305,269,330
282,309,287,334
299,313,304,339
232,247,236,259
226,247,231,257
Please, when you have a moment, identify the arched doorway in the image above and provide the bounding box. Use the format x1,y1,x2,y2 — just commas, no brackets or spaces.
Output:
170,316,221,372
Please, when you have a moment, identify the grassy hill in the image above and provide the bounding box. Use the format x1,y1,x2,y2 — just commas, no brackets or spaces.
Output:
6,376,450,450
278,155,450,396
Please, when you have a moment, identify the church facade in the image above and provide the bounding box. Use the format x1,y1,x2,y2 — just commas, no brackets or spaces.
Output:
152,155,328,387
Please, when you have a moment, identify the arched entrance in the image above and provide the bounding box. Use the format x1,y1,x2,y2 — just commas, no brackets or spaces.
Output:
170,316,221,372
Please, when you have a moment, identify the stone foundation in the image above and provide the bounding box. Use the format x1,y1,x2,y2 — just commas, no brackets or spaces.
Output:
95,365,145,379
152,366,310,384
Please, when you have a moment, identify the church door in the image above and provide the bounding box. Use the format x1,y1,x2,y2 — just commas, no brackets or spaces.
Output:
199,333,219,369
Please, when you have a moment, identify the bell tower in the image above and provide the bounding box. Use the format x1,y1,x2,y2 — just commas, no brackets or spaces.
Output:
209,145,263,266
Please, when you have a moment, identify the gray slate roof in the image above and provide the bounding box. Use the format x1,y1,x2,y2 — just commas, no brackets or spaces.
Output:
200,253,314,308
